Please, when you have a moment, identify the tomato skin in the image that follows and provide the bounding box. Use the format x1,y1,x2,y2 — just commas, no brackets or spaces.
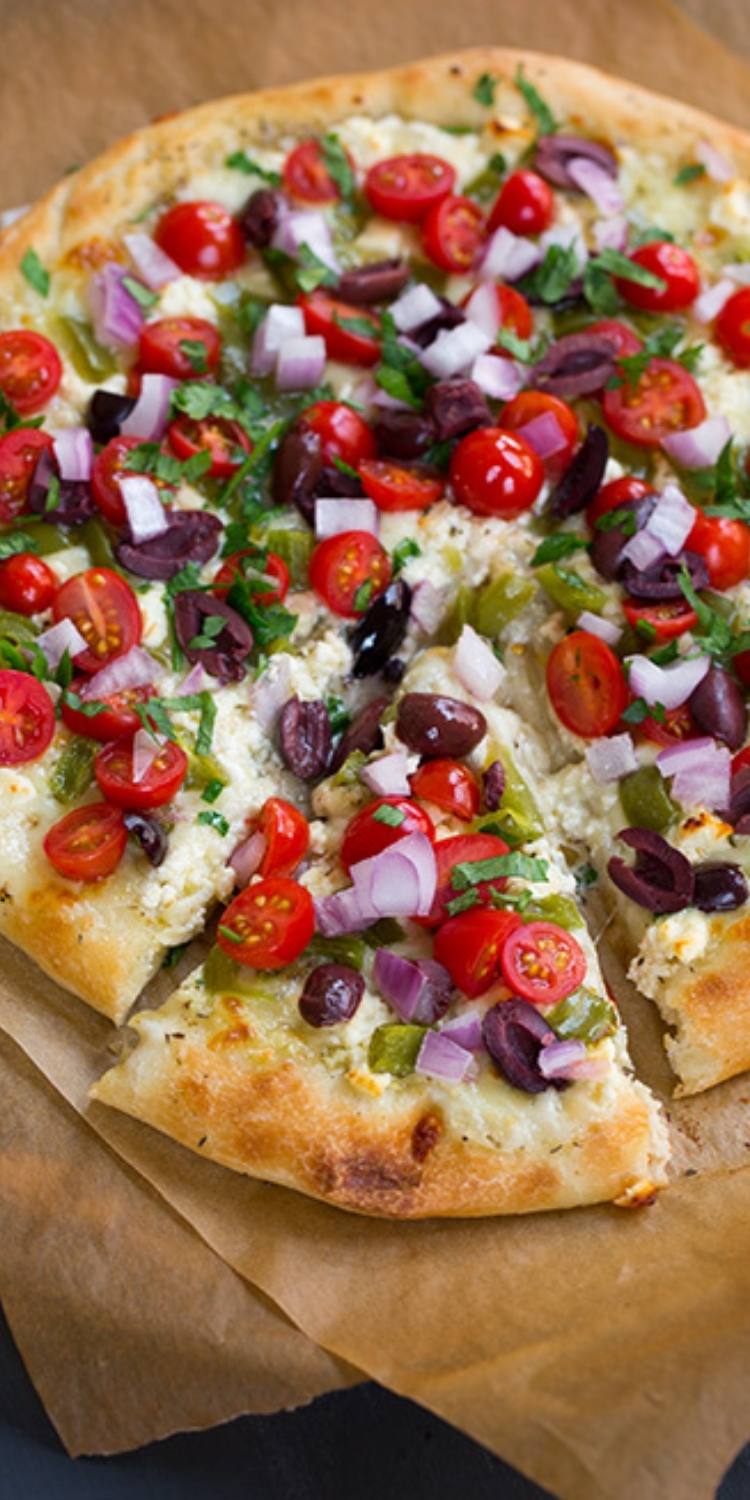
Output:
309,531,392,617
716,287,750,367
500,921,587,1007
640,703,697,746
422,195,485,274
299,291,380,366
732,744,750,775
154,201,244,278
449,427,544,519
0,669,55,765
283,138,354,203
602,358,706,448
258,797,310,877
358,458,444,512
686,510,750,590
92,435,150,527
61,681,156,741
0,331,62,415
52,568,142,675
410,759,480,822
43,802,127,882
0,428,54,523
585,319,643,359
364,154,456,221
461,283,533,339
488,170,554,236
622,598,698,643
137,317,221,379
546,631,628,739
615,241,700,312
216,876,315,969
298,401,376,467
341,796,435,874
500,391,578,475
734,650,750,691
0,553,58,615
213,549,289,607
586,475,654,530
418,831,511,929
433,908,522,998
94,738,188,810
168,415,252,478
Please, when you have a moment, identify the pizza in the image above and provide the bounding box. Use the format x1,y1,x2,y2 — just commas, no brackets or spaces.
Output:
4,47,750,1214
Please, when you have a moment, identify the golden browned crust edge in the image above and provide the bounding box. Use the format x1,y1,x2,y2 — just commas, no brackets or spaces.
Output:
656,912,750,1096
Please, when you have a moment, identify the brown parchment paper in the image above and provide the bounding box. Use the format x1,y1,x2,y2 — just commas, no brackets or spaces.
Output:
2,1,750,1495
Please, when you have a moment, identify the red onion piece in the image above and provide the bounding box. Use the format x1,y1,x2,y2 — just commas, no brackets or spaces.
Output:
123,232,181,290
627,653,710,710
252,655,292,732
350,829,437,918
373,948,453,1023
538,1037,589,1079
453,624,505,700
315,497,378,538
315,885,378,936
360,751,411,798
79,644,157,700
585,733,638,784
410,579,446,635
693,278,735,324
89,263,145,348
470,353,523,400
656,737,716,776
643,484,695,554
419,322,491,379
391,283,443,332
464,283,502,340
120,373,179,441
672,746,731,812
577,610,621,646
272,209,340,273
250,304,305,376
439,1008,484,1052
276,335,326,391
37,617,87,670
132,727,164,784
415,1030,476,1082
517,410,568,460
229,830,267,888
592,215,627,253
567,157,624,215
620,528,666,572
661,416,732,470
696,139,734,182
119,474,168,543
176,661,210,696
479,227,541,283
50,428,93,483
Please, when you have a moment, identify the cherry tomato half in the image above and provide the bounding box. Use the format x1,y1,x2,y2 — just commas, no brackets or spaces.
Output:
154,201,244,279
61,681,156,742
92,435,153,527
0,553,58,615
622,598,698,643
615,241,699,312
461,283,533,340
168,414,252,478
364,154,456,222
418,831,511,929
216,876,315,969
640,703,697,746
0,428,54,523
488,169,553,237
52,568,142,675
94,737,188,809
0,669,55,765
584,319,643,360
602,358,705,448
137,316,221,380
213,549,289,607
433,908,522,998
449,427,544,518
410,759,480,822
43,802,127,882
500,391,578,475
0,331,62,415
500,921,586,1007
422,195,485,274
283,138,354,204
716,287,750,368
358,458,443,512
586,475,654,530
546,631,628,739
298,292,381,366
309,531,391,617
258,796,310,878
686,509,750,590
298,400,376,467
341,796,435,874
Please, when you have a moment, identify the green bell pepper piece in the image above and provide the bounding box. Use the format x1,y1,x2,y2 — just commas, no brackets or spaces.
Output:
49,737,96,804
308,933,367,970
184,750,227,795
619,764,674,833
52,314,116,383
361,918,406,949
0,610,38,646
521,894,583,929
368,1023,426,1077
262,528,313,587
474,573,536,637
331,749,367,787
78,518,119,570
477,749,543,849
0,520,72,558
436,585,475,646
535,563,607,619
203,944,279,998
546,988,618,1045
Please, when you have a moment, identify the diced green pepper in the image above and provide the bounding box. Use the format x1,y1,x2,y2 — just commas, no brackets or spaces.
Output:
203,944,279,998
477,748,543,848
546,988,618,1045
619,764,674,833
1,520,71,557
368,1023,426,1076
474,573,536,637
361,918,406,949
0,610,38,646
535,563,607,619
262,528,313,587
436,585,475,646
49,737,96,804
521,894,583,929
78,518,120,570
307,933,366,970
52,314,116,383
331,749,367,786
184,750,227,795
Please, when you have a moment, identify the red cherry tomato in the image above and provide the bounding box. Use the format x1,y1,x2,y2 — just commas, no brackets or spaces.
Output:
409,759,480,822
602,358,706,448
615,241,699,312
622,598,698,643
732,745,750,776
358,458,444,512
500,921,587,1007
422,195,485,274
341,796,435,874
61,681,156,742
168,414,252,478
154,201,244,279
92,435,153,527
716,287,750,368
500,391,578,475
0,331,62,415
94,737,188,810
216,876,315,969
283,138,355,203
258,797,310,878
640,703,697,747
0,428,54,523
43,802,127,882
418,831,511,929
433,908,522,998
309,531,392,617
461,283,533,340
213,549,289,607
298,401,376,467
488,169,554,236
364,154,456,222
585,319,643,359
546,631,628,739
686,509,750,590
0,553,58,615
586,475,654,529
137,317,221,380
449,427,544,518
52,568,142,675
0,669,55,765
298,291,380,366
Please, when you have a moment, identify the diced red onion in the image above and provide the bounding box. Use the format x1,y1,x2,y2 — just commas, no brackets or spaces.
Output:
132,727,164,784
627,652,710,710
373,948,452,1023
315,497,378,539
276,335,326,391
350,830,437,918
123,232,181,290
439,1008,484,1052
517,410,568,459
415,1029,476,1082
539,222,587,273
272,210,340,273
538,1037,589,1079
37,618,87,669
252,654,292,732
671,745,731,812
592,215,627,253
79,645,158,700
724,263,750,287
470,353,524,401
360,751,411,798
315,885,378,936
250,303,305,377
121,373,178,441
692,278,735,324
656,737,716,776
119,474,168,543
577,610,622,646
176,662,210,696
229,830,267,888
644,483,695,553
50,428,93,482
89,263,144,348
620,528,665,571
585,732,637,784
479,226,541,283
567,157,624,215
464,282,501,340
391,283,442,332
453,624,504,701
661,416,732,470
419,322,492,379
696,140,734,183
411,579,446,635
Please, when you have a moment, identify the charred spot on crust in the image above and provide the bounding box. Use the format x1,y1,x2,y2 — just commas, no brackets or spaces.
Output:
411,1110,443,1162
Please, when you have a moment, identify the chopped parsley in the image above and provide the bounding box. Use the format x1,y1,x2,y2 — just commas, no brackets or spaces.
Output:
495,327,547,363
372,804,406,828
514,66,557,135
701,440,750,522
133,691,217,755
472,73,497,107
121,275,159,310
621,697,662,725
226,577,297,648
201,778,225,804
124,442,212,486
391,537,421,574
594,506,637,536
44,474,61,513
375,310,431,411
0,530,38,560
465,153,506,203
325,695,350,735
574,862,598,896
225,151,281,186
178,339,209,375
188,614,227,651
583,248,666,317
333,311,381,339
445,888,481,917
522,242,579,305
295,242,339,293
531,533,588,566
678,560,750,661
319,133,356,203
451,852,548,888
673,162,706,187
332,455,360,480
612,322,703,388
20,247,50,297
352,578,374,613
197,809,230,836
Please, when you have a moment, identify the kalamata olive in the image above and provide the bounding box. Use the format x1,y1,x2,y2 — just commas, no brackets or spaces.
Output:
238,188,279,248
278,697,332,780
123,811,168,867
688,666,747,751
374,410,437,460
336,259,410,304
329,694,389,771
350,579,412,679
589,494,657,581
409,296,465,348
117,508,223,580
482,999,560,1094
693,861,748,913
382,657,406,684
482,760,506,812
173,590,253,682
535,134,617,190
86,390,137,445
734,813,750,836
29,451,97,526
299,963,364,1026
621,549,708,602
317,464,364,498
396,693,487,758
272,425,323,524
549,424,608,518
424,378,491,441
608,827,695,913
531,336,616,399
727,766,750,826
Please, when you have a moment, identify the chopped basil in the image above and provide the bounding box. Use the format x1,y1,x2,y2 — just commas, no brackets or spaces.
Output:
20,247,50,297
514,66,557,135
331,455,360,480
179,339,209,374
0,530,38,560
225,151,281,186
333,311,381,339
132,691,217,754
594,506,637,536
445,888,481,916
60,690,107,718
201,778,225,804
122,275,159,310
649,640,680,667
451,852,548,888
325,695,350,735
372,803,406,827
673,162,706,187
295,242,339,293
495,327,547,363
375,311,431,411
319,133,356,203
472,73,497,107
613,322,703,388
352,579,374,613
621,696,662,724
188,614,227,650
464,153,506,203
44,475,61,513
197,809,230,836
124,442,212,486
522,242,578,305
391,537,421,574
584,248,666,316
531,533,588,566
226,577,297,648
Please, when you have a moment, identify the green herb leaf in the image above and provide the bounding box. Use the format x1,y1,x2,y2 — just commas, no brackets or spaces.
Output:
225,151,281,186
514,66,557,135
226,577,297,648
333,311,381,340
201,778,225,804
594,506,637,536
44,474,61,513
20,247,50,297
583,249,665,318
495,327,547,363
296,242,339,293
60,690,107,719
197,809,229,836
0,530,38,560
630,224,675,247
621,696,659,724
574,862,598,896
451,852,548,888
473,73,497,107
319,133,356,202
673,162,706,187
121,275,159,310
178,339,209,375
162,942,189,968
531,533,588,566
124,442,212,486
523,242,578,305
464,153,506,203
445,888,481,916
372,803,406,828
391,537,421,574
218,922,244,944
188,614,227,650
195,693,217,755
612,322,702,388
352,579,374,613
325,694,350,735
332,455,360,480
